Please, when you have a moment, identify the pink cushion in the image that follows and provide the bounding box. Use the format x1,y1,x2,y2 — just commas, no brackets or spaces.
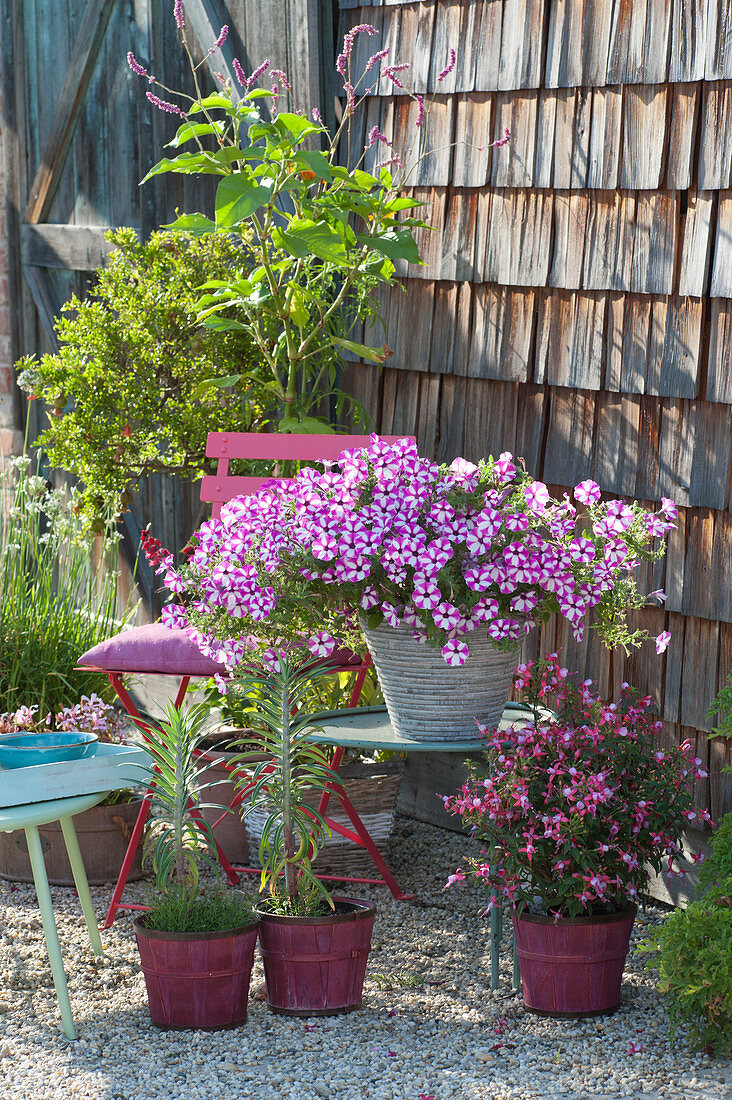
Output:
78,624,223,677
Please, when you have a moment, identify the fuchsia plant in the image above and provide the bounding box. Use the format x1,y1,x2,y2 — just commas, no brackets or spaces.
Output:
153,436,674,673
443,654,710,919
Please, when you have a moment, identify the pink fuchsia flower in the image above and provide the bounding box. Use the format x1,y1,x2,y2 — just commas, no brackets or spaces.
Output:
443,869,466,889
656,630,671,654
574,479,601,505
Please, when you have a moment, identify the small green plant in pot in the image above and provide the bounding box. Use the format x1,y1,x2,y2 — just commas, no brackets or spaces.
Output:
443,655,710,1018
230,653,376,1016
132,703,259,1030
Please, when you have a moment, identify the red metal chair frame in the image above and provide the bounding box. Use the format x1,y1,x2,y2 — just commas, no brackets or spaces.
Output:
100,433,414,925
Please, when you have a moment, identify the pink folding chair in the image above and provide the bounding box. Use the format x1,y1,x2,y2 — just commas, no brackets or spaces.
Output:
79,432,414,924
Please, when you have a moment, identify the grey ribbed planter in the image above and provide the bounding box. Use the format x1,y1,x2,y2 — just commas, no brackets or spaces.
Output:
360,617,518,741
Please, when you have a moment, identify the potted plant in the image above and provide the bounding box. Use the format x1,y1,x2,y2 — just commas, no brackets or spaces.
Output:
132,703,259,1030
443,654,710,1017
0,695,147,885
229,653,377,1016
153,437,675,741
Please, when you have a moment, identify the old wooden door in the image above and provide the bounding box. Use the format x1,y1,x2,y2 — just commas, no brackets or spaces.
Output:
0,0,334,607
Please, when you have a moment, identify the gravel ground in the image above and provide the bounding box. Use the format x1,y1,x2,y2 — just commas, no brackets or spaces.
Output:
0,815,730,1100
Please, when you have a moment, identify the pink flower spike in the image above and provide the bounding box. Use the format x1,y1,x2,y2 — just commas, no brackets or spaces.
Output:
366,125,391,149
232,58,246,88
490,127,511,147
655,630,671,654
207,25,228,55
173,0,185,30
146,91,185,116
246,59,270,87
127,51,148,78
415,93,425,127
437,47,456,82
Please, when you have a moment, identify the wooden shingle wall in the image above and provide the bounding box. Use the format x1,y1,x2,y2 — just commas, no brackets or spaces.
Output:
339,0,732,819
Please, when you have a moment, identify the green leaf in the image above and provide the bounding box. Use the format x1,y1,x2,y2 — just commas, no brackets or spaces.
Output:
200,316,248,332
189,94,236,113
140,152,227,183
160,212,216,236
280,219,348,264
245,89,275,100
166,121,226,148
294,150,332,181
384,196,424,212
287,287,309,328
277,416,334,434
193,374,243,400
360,227,422,265
274,113,322,142
367,610,385,630
215,176,273,229
330,337,392,364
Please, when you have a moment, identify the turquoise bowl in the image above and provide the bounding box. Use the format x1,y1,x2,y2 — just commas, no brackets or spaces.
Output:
0,731,99,769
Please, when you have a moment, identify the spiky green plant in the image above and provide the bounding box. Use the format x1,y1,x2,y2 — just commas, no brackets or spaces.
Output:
232,655,340,914
139,703,222,895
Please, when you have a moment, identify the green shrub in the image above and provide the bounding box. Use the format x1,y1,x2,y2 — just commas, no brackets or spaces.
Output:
16,228,269,530
643,889,732,1055
643,813,732,1055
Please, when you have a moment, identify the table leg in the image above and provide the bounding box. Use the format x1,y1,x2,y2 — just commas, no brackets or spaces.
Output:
59,816,103,955
24,825,77,1040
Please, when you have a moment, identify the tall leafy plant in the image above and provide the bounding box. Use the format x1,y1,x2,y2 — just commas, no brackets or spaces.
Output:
233,655,340,914
128,15,433,430
139,703,251,933
0,452,126,715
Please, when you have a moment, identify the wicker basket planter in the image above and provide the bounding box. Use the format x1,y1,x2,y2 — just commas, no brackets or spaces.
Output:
360,617,518,741
244,758,404,877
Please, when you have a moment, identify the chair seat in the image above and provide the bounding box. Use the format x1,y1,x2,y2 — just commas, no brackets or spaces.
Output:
79,624,366,678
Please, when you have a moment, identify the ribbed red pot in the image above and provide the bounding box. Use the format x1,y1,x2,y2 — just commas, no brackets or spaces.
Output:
257,897,376,1016
134,917,260,1030
512,908,636,1017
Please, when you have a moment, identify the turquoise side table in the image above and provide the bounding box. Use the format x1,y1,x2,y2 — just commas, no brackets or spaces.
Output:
0,791,108,1039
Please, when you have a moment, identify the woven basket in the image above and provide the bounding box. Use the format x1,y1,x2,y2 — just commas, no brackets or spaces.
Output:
244,758,404,878
360,616,518,741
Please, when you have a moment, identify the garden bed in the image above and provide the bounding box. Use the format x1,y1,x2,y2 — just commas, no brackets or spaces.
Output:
0,816,729,1100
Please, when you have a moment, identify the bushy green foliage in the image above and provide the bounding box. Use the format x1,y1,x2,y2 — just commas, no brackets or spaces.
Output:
643,814,732,1055
708,667,732,742
144,882,253,934
16,229,268,529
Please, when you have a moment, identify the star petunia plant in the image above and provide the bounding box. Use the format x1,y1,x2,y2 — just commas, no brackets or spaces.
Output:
151,436,675,672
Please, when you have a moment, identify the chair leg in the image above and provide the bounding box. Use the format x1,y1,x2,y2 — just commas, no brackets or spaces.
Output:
104,793,152,928
25,825,77,1040
59,816,103,955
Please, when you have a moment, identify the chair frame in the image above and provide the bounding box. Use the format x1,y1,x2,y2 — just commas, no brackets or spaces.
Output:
99,432,415,926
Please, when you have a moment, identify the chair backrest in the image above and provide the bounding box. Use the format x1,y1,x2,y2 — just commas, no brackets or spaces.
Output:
200,432,414,517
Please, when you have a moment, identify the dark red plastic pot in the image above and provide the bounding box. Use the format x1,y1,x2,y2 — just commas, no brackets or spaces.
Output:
511,907,636,1018
134,917,260,1030
257,896,376,1016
